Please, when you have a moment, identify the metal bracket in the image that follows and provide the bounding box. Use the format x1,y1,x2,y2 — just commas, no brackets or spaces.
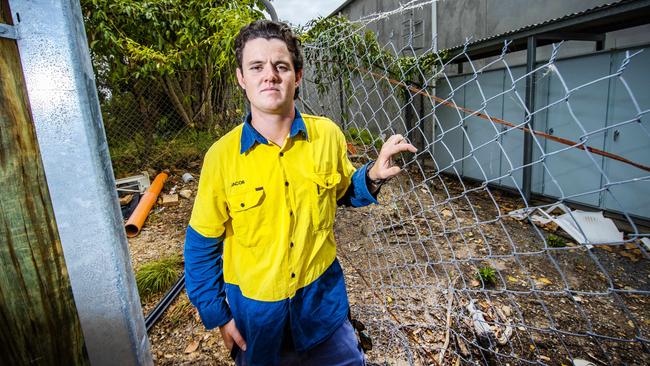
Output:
115,172,151,195
0,23,18,40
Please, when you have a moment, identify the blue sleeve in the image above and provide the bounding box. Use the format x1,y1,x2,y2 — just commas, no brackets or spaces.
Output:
183,225,232,329
337,161,379,207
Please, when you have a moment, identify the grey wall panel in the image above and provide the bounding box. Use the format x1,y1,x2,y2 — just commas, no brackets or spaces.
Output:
338,0,432,57
437,0,612,50
539,54,610,205
602,49,650,218
499,66,527,190
433,75,466,174
461,69,505,182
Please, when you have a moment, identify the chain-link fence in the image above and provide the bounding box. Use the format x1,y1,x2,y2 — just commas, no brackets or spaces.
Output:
94,1,650,363
100,76,245,177
299,1,649,365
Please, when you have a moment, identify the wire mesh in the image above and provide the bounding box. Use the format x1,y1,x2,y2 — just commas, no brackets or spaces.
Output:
100,77,244,176
300,2,650,365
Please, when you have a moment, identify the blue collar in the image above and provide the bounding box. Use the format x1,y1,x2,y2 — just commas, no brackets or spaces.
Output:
239,108,309,154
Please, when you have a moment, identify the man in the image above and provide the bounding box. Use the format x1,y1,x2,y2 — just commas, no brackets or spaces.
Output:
184,20,416,366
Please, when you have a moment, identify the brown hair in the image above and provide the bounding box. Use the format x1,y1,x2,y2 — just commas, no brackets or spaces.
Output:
235,20,303,99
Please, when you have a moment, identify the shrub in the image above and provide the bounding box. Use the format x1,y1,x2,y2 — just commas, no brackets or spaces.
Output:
345,127,383,149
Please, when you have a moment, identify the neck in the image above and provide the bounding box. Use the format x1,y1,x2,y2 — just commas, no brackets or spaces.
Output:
250,106,295,146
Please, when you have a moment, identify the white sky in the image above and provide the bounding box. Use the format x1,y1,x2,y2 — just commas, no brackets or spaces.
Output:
265,0,349,26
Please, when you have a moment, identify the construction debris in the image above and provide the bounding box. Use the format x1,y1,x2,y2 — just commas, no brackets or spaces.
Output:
160,194,179,206
119,194,133,206
509,203,624,248
182,173,194,183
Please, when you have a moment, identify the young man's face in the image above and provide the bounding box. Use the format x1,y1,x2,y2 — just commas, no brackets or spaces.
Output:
236,38,302,115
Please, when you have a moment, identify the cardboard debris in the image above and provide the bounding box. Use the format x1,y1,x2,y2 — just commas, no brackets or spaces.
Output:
160,194,179,206
179,189,192,199
509,204,623,248
119,194,133,206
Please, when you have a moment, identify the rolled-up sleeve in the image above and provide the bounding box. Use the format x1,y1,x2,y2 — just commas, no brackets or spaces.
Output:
333,126,379,207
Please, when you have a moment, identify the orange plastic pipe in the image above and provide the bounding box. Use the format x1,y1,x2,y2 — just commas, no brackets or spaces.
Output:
125,172,168,237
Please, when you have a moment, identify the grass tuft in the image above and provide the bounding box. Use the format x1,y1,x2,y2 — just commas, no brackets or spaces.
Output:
168,294,193,325
476,266,497,286
136,255,183,298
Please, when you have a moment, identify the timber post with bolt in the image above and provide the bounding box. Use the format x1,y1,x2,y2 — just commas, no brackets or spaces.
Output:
0,1,89,364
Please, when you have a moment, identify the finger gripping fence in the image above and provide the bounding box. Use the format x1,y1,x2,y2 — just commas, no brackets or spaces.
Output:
299,2,650,365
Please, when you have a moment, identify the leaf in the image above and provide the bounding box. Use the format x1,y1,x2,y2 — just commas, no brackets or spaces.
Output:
184,339,200,353
536,277,552,287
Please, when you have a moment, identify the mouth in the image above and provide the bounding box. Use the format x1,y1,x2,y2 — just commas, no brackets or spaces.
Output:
261,87,280,93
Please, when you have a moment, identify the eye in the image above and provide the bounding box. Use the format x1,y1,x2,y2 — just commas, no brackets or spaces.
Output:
277,64,289,72
250,65,262,71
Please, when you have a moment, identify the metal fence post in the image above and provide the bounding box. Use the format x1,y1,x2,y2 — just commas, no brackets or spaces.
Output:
522,36,537,202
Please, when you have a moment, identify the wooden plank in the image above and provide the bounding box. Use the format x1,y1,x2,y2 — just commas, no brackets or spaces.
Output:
0,1,89,364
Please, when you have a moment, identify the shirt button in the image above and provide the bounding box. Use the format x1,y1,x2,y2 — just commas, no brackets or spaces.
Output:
285,181,289,187
291,273,295,278
279,152,284,157
290,242,294,248
289,211,293,216
240,203,245,208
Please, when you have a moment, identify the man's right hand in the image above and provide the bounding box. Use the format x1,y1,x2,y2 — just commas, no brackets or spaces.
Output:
219,318,247,352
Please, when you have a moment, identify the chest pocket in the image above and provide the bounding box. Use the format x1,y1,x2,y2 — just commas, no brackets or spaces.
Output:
311,172,341,231
227,187,265,247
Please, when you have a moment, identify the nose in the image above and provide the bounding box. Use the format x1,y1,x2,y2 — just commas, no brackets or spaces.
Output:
263,64,279,83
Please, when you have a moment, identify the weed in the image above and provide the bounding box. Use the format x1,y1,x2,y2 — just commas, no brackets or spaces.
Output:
168,293,193,325
135,255,183,298
476,266,497,285
547,234,566,248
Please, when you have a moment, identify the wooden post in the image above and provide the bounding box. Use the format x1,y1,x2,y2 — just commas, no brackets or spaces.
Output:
0,1,89,364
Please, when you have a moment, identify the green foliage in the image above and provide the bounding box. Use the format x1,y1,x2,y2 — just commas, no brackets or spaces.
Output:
82,0,262,131
83,0,263,80
476,266,497,286
110,128,223,177
345,127,383,149
136,255,183,298
547,234,566,248
300,16,448,99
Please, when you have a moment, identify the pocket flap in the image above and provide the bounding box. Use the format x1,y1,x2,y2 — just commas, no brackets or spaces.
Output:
228,187,264,212
311,172,341,189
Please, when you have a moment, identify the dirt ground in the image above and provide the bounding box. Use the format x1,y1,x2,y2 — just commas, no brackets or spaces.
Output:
127,160,649,365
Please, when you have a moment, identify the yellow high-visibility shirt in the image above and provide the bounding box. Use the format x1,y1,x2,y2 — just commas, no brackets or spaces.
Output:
190,112,357,301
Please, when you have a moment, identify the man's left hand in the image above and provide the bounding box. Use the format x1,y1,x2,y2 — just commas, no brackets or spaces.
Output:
368,134,417,181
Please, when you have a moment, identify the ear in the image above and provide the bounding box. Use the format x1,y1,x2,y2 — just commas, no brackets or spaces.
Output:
236,68,246,90
295,69,303,86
